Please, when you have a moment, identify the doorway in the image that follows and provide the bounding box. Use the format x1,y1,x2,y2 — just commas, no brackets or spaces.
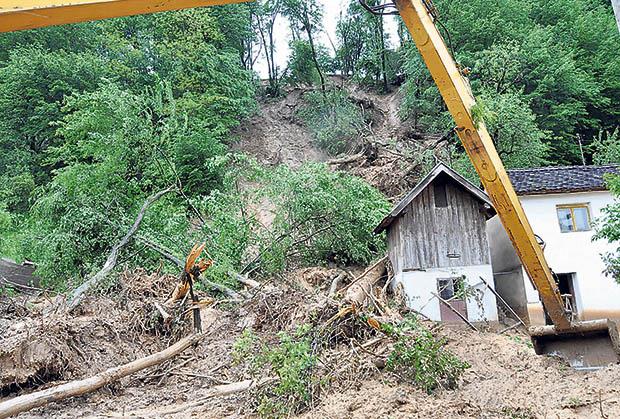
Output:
437,277,468,323
556,272,578,322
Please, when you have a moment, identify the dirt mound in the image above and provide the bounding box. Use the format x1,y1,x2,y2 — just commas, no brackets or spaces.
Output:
0,270,176,395
305,329,620,419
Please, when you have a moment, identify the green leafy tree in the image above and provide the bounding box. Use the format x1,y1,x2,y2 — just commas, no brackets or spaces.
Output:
252,0,284,95
258,163,390,271
336,0,395,90
399,0,620,166
591,128,620,165
282,0,326,91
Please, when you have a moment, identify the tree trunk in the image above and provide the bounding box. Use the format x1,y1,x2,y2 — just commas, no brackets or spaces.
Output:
378,14,388,92
303,10,325,93
344,258,386,307
0,333,204,419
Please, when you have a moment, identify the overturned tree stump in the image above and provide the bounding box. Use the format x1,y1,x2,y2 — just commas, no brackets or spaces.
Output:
0,333,204,419
343,257,387,307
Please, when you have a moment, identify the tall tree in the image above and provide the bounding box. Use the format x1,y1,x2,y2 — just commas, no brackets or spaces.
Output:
253,0,283,95
335,0,391,90
283,0,326,92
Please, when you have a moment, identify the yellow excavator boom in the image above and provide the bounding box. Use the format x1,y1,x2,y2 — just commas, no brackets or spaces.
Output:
0,0,249,33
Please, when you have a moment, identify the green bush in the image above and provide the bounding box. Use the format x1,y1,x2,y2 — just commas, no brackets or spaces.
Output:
232,325,317,418
257,163,390,272
385,317,469,393
297,90,367,155
594,174,620,283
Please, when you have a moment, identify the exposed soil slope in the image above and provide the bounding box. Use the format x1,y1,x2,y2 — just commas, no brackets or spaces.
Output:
234,84,441,200
233,88,328,169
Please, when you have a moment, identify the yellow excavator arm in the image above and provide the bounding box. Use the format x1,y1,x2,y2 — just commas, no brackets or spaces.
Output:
0,0,249,33
1,0,617,365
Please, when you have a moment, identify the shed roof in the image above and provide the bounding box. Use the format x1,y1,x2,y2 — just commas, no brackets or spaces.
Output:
374,163,494,234
507,165,619,196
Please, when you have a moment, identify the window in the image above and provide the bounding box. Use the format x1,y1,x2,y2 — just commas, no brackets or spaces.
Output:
437,277,465,300
434,182,448,208
556,204,591,232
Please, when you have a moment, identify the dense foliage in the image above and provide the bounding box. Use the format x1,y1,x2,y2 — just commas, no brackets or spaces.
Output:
384,316,470,393
233,326,317,418
0,6,390,290
395,0,620,167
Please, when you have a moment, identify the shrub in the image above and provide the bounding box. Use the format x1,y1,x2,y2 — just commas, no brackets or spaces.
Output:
297,90,367,155
233,325,317,418
594,174,620,283
385,317,469,393
257,163,390,271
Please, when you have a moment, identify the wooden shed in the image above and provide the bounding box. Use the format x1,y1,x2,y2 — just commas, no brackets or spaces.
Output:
375,163,498,323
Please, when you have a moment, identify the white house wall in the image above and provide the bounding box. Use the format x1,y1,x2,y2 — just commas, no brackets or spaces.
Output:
514,191,620,324
396,265,498,322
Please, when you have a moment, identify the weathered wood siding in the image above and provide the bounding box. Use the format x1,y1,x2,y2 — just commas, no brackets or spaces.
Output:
388,180,491,272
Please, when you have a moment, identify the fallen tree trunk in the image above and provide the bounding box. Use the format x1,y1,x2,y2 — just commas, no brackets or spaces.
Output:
66,186,174,312
0,333,203,419
344,258,386,307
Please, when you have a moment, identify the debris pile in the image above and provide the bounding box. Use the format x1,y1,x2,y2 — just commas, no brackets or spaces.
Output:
1,260,620,418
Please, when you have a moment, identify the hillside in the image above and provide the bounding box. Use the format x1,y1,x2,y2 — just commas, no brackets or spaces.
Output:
234,83,443,200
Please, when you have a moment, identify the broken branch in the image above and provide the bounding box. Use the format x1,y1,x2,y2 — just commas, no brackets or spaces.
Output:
66,186,174,312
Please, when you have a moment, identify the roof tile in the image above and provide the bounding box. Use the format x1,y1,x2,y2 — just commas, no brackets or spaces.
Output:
507,165,619,195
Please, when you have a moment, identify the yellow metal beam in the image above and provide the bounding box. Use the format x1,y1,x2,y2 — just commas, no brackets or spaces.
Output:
0,0,250,33
394,0,571,330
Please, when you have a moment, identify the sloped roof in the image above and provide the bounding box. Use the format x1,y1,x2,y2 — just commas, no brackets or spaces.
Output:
374,163,494,234
507,165,619,195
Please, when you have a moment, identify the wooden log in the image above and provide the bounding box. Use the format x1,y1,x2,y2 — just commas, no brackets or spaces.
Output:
231,272,261,289
344,259,386,307
432,292,479,332
478,276,527,328
328,273,345,298
0,333,204,419
340,256,387,295
499,322,521,334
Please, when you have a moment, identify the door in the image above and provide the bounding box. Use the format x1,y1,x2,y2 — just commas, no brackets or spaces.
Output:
437,277,468,323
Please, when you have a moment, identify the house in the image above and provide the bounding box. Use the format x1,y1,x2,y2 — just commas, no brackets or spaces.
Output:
487,165,620,326
375,163,499,323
